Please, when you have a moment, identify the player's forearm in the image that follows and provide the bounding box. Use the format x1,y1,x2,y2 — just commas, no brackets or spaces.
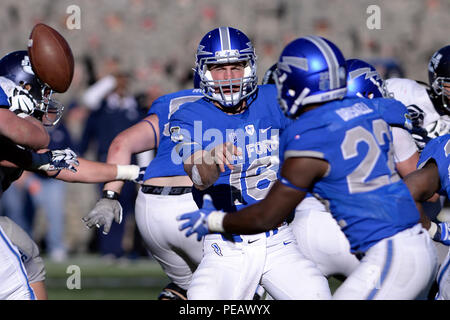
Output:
216,181,304,235
404,166,438,202
184,151,220,190
395,152,419,178
102,120,157,193
0,136,34,168
0,110,49,149
54,158,118,183
222,202,277,234
30,281,48,300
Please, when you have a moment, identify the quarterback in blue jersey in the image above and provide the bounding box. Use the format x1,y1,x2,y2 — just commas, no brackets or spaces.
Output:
171,27,331,300
404,134,450,300
179,35,438,299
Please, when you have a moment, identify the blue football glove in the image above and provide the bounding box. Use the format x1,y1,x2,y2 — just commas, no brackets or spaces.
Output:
178,195,217,241
434,222,450,246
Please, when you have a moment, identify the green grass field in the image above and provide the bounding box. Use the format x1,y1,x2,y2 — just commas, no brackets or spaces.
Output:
44,254,343,300
44,254,168,300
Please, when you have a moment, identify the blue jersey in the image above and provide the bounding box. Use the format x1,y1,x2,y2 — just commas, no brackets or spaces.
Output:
418,134,450,197
170,85,290,213
143,89,204,180
368,97,412,131
0,87,8,107
302,97,412,200
281,97,419,253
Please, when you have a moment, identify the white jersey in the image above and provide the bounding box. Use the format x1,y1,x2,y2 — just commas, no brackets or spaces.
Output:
386,78,450,138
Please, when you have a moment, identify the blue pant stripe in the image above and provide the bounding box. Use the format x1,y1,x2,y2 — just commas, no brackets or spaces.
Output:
366,239,393,300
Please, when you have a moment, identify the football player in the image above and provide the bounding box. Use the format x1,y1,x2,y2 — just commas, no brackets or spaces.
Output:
386,45,450,149
288,58,421,280
0,50,140,299
384,46,450,223
386,45,450,291
171,27,331,300
179,36,438,299
0,51,141,185
84,79,204,300
0,49,77,300
404,134,450,299
0,216,47,299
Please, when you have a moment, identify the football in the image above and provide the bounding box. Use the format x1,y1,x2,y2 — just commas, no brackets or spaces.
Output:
27,23,74,93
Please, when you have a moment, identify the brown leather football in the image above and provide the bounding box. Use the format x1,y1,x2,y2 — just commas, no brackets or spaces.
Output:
27,23,74,93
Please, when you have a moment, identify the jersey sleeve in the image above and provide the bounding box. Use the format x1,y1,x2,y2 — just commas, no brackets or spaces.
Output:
169,106,204,162
391,127,418,163
370,98,412,131
282,125,332,162
147,96,168,120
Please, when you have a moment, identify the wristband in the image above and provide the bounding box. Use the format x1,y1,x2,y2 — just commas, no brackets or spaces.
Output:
207,211,226,233
115,165,140,180
30,151,51,170
102,190,120,200
191,164,204,186
428,221,439,239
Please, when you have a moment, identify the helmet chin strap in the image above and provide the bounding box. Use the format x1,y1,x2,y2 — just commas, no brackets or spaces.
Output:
213,91,242,107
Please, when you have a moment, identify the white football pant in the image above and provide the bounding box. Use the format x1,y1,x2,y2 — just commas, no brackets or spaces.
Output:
291,197,359,278
0,225,35,300
333,224,437,299
135,190,203,290
187,224,332,300
435,247,450,300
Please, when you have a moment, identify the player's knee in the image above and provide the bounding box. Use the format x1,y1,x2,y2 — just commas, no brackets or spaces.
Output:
157,282,187,300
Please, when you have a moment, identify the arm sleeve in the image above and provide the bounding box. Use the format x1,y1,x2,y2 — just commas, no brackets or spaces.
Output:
391,127,418,163
0,217,46,283
0,136,34,168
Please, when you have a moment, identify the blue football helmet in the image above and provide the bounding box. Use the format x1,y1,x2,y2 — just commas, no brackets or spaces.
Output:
193,70,201,89
274,36,347,118
261,63,277,85
346,58,392,99
195,27,258,107
0,50,64,126
428,45,450,113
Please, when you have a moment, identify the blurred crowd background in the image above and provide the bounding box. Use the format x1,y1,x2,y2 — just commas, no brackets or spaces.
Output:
0,0,448,262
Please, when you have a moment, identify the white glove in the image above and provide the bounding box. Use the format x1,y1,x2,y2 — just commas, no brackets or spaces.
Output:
82,198,123,235
8,86,37,116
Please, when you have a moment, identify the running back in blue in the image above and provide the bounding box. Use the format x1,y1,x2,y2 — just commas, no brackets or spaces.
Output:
418,134,450,197
300,97,412,200
280,97,419,253
170,84,290,212
143,88,204,180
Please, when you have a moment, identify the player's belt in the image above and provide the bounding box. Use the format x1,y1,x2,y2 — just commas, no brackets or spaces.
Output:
141,185,192,195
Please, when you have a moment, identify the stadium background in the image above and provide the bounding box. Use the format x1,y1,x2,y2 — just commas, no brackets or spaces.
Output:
0,0,448,299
